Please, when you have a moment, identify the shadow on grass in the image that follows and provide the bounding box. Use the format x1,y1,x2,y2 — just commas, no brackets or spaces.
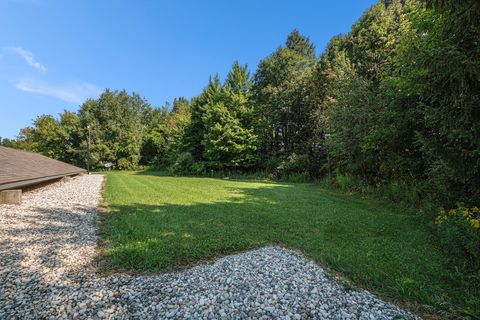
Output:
101,173,479,317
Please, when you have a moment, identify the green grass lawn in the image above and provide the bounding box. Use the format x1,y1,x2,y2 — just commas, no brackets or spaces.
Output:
101,171,479,318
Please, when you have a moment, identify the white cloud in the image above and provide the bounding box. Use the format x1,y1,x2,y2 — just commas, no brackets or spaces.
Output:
15,78,101,104
3,47,101,104
8,47,47,72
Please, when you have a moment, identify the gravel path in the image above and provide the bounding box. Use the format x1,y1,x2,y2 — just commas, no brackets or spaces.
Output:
0,175,418,319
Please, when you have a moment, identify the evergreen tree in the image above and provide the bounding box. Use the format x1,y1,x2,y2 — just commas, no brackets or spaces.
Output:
253,30,317,167
225,61,251,93
202,63,258,170
185,75,222,161
183,63,258,171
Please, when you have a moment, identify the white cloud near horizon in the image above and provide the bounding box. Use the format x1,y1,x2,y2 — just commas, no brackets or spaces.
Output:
15,78,102,104
8,47,47,72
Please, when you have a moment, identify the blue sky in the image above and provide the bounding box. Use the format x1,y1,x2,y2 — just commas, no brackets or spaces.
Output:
0,0,376,139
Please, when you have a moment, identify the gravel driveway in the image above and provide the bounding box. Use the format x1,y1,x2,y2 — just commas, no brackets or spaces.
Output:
0,175,418,319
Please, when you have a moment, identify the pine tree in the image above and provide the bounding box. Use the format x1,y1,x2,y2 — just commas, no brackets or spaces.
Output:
185,75,223,161
184,63,258,171
253,30,317,166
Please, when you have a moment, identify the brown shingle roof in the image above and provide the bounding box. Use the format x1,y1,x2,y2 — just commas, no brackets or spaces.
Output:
0,146,86,190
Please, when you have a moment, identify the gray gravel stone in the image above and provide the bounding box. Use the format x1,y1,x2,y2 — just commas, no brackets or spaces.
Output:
0,174,419,319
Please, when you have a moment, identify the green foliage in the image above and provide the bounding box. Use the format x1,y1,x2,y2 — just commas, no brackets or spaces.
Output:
396,0,480,206
5,89,155,170
14,111,85,166
318,0,420,182
140,107,168,166
270,153,310,181
314,0,480,212
253,30,317,164
6,125,32,151
225,61,251,93
185,75,222,161
183,62,259,171
6,2,477,203
171,151,195,174
324,174,427,209
141,98,191,167
80,90,151,170
435,205,480,266
201,100,258,170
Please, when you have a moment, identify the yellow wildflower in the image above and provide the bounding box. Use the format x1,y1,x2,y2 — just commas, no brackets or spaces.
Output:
435,215,446,224
448,209,457,216
472,206,479,213
469,219,480,229
462,210,470,217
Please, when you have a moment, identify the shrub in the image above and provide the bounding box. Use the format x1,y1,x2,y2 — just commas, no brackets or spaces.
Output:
191,162,206,175
381,180,425,208
272,153,310,179
265,157,282,178
117,158,136,170
435,204,480,266
171,152,195,174
284,153,309,173
333,174,363,191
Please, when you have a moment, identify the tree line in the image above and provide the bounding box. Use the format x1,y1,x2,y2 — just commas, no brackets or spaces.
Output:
2,0,478,208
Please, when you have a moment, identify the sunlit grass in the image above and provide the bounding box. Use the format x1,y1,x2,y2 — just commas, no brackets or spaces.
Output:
101,171,479,317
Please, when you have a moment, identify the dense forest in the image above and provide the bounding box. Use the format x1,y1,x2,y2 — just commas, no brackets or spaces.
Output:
2,0,479,213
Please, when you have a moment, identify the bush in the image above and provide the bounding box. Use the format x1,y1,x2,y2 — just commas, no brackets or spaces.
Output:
381,180,425,208
171,152,195,174
333,174,364,192
117,158,136,170
271,153,310,179
191,162,206,175
435,204,480,266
